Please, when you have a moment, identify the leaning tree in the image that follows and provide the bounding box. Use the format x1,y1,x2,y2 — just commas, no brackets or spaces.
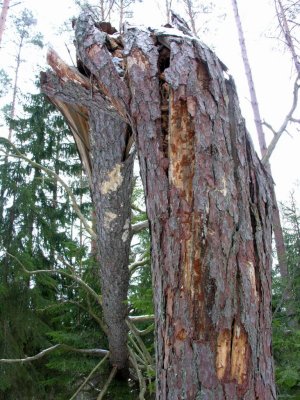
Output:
41,11,276,399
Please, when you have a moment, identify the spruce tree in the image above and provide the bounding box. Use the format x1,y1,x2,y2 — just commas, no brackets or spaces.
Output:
0,92,102,399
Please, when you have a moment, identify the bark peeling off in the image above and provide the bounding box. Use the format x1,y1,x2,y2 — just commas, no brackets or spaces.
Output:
100,163,123,195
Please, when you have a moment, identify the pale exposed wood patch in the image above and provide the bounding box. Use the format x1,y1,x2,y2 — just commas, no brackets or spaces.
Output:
121,218,130,242
230,323,248,385
47,48,90,89
104,211,117,228
127,48,150,72
216,329,231,380
246,261,258,299
101,164,123,195
216,323,249,386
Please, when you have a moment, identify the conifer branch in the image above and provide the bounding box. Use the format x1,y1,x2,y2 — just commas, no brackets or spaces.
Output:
69,353,109,400
96,366,118,400
0,137,96,239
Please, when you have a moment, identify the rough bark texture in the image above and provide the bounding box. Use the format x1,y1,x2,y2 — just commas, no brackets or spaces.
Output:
124,27,276,398
42,12,276,398
41,13,134,374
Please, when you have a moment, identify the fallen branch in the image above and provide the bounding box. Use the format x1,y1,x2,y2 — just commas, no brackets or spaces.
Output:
132,220,149,234
128,347,147,400
129,256,149,275
97,365,118,400
128,315,155,323
69,353,109,400
0,344,109,364
0,344,61,363
127,320,153,366
0,137,96,239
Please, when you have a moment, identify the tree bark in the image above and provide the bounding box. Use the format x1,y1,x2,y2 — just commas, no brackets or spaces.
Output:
42,13,276,397
125,27,276,398
41,13,134,375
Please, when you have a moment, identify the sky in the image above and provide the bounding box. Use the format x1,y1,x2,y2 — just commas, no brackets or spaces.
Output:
1,0,299,205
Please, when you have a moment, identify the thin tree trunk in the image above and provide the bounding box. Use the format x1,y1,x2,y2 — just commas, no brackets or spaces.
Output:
8,35,23,140
41,13,134,376
0,0,10,48
231,0,289,281
125,26,276,399
119,0,124,32
165,0,172,24
275,0,300,74
184,0,197,36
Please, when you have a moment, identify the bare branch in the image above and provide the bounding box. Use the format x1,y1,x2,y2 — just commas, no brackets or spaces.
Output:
132,220,149,234
262,75,300,165
69,353,109,400
129,314,155,323
0,344,109,364
0,137,96,239
262,121,277,136
0,344,61,363
127,320,153,366
6,252,101,306
96,365,118,400
128,347,147,400
129,256,149,274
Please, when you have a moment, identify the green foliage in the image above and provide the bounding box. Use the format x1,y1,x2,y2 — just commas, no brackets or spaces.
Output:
0,91,102,399
0,68,11,97
273,193,300,399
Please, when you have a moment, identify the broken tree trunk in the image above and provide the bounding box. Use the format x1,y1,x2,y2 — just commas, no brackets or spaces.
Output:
41,13,134,376
42,12,276,398
125,26,276,398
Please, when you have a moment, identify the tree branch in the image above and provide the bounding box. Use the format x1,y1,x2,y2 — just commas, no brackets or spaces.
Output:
6,252,101,306
262,74,300,165
129,315,155,322
0,344,109,364
69,353,109,400
129,255,149,274
128,347,147,400
132,220,149,234
97,365,118,400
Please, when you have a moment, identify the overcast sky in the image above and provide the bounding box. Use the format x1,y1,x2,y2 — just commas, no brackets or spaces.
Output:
1,0,299,204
